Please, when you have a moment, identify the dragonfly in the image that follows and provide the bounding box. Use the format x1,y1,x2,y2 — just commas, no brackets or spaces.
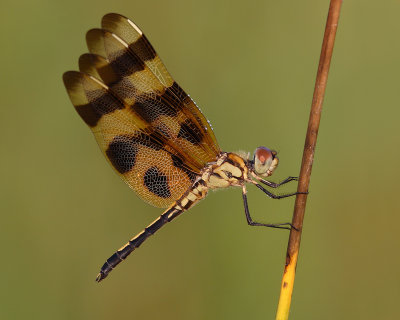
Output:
63,13,303,282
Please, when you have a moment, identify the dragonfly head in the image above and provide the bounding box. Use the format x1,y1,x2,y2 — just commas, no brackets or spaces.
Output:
253,146,279,177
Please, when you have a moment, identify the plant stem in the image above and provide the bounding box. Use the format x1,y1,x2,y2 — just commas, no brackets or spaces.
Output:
275,1,343,319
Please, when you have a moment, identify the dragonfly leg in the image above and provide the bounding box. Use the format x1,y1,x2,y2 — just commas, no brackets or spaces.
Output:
252,174,299,188
241,185,295,230
251,180,308,199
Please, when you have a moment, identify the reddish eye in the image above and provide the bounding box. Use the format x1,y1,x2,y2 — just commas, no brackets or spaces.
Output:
254,146,279,176
255,147,272,164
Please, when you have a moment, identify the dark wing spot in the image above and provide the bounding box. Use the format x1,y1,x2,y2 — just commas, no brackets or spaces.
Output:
109,50,145,77
107,132,165,174
166,82,212,139
75,103,101,127
167,82,187,101
128,35,157,62
177,119,203,145
161,83,185,111
143,167,171,198
76,91,124,127
106,136,138,173
171,154,197,183
132,94,178,123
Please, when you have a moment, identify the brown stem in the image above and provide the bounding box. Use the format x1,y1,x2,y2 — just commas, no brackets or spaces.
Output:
275,1,343,319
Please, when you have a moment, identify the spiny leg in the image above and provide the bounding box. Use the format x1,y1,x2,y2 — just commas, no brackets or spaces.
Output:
96,206,183,282
251,180,307,199
252,173,299,188
241,185,294,230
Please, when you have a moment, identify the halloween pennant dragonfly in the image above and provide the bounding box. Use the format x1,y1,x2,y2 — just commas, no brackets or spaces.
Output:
63,13,302,282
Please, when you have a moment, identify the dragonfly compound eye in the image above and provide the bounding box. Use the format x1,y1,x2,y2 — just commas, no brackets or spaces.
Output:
253,146,279,177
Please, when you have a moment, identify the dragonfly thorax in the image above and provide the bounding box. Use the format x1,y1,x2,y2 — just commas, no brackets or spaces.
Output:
200,148,279,191
201,152,249,190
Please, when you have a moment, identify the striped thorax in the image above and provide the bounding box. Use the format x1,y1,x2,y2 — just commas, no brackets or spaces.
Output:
174,149,279,212
174,152,248,211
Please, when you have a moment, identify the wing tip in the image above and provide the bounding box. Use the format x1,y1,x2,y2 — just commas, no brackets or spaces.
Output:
102,12,143,36
63,71,81,91
102,12,128,22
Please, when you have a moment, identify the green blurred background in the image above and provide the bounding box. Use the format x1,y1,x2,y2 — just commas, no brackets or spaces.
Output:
1,0,399,319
